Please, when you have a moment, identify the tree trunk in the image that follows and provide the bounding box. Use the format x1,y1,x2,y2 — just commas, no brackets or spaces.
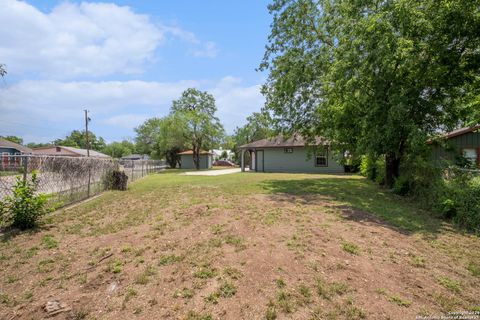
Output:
193,144,200,170
385,152,401,188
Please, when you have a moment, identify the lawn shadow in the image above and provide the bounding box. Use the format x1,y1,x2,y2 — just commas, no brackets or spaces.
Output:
259,176,445,236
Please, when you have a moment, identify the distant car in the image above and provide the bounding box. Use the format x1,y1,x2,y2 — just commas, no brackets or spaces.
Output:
213,160,236,167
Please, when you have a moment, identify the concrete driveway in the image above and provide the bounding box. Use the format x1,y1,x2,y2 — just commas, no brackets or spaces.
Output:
182,168,244,176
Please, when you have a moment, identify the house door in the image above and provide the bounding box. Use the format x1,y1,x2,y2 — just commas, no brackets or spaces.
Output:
2,153,9,170
256,150,264,172
251,151,256,170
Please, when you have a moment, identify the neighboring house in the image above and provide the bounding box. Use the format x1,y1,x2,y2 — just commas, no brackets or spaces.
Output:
212,148,234,161
32,146,110,158
121,154,149,161
178,150,213,169
238,135,344,173
430,125,480,168
0,137,33,169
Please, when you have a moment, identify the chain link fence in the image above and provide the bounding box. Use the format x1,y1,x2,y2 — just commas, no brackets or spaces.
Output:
0,155,166,207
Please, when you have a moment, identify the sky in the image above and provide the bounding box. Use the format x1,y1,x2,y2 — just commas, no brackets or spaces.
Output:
0,0,272,143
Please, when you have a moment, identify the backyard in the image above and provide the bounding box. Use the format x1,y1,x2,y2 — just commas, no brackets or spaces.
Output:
0,171,479,319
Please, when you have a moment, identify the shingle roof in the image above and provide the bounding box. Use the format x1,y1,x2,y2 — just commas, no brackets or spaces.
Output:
0,137,33,153
239,135,329,149
178,150,214,155
442,124,480,139
61,146,110,158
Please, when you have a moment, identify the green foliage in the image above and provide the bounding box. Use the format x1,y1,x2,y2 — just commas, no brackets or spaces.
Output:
0,171,50,229
359,155,385,184
261,0,480,187
171,88,225,169
102,140,136,158
54,130,106,151
0,135,23,145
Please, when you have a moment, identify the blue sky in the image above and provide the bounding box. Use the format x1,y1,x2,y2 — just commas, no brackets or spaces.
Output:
0,0,272,143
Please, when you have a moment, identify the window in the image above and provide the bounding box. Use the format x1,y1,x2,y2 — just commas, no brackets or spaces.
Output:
315,150,328,167
463,148,477,164
284,148,293,153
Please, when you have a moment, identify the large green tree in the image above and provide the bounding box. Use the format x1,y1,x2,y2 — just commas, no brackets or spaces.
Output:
102,140,136,158
171,88,224,170
54,130,106,151
233,111,274,147
261,0,480,187
135,118,163,156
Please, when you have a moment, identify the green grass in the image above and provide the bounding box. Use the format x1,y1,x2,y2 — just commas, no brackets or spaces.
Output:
437,276,462,293
341,241,360,255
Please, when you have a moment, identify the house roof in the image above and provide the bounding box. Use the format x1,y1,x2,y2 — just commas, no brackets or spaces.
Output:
0,137,33,153
33,146,110,158
121,154,148,160
178,150,214,155
239,135,329,149
441,124,480,139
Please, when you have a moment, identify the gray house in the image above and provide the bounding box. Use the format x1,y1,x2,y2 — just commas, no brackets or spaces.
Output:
239,135,344,173
178,150,213,169
430,124,480,167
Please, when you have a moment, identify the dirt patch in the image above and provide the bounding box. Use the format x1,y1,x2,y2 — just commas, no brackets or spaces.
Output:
0,175,478,320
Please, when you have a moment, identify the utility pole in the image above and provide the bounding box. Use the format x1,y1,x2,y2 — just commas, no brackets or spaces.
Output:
84,109,90,157
84,109,91,198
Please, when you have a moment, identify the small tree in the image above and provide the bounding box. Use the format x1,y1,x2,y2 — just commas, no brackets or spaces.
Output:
171,88,224,170
0,172,50,230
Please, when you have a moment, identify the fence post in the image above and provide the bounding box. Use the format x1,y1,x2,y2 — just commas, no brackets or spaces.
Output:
142,160,144,177
23,155,28,182
131,160,134,181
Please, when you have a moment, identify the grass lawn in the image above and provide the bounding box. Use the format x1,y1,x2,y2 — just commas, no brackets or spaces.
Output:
1,171,479,319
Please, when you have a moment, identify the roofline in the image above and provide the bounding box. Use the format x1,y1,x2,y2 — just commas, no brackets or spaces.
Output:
427,124,480,144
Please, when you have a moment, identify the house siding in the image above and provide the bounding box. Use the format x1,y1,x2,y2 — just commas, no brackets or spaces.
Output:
0,147,21,155
180,154,212,169
431,131,480,166
257,147,344,173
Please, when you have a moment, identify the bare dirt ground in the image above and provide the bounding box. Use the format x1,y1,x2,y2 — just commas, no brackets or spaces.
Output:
0,172,479,320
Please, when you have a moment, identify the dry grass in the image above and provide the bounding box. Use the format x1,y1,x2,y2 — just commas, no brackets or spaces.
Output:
0,171,479,319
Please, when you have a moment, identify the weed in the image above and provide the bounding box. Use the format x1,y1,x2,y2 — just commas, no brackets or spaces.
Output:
466,261,480,277
219,282,237,297
211,224,224,234
298,284,312,304
315,277,347,299
341,241,360,255
223,267,243,280
174,288,194,299
437,276,461,293
158,254,182,266
193,264,217,279
110,260,123,274
70,309,88,320
275,278,286,289
224,234,247,251
41,235,58,249
389,295,412,307
266,300,277,320
208,237,223,248
5,275,18,284
0,292,16,307
23,290,33,301
185,311,213,320
276,290,294,313
205,292,220,304
37,258,55,273
411,255,426,268
134,265,157,285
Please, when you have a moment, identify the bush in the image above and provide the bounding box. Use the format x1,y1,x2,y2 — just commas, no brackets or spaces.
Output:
0,171,50,230
360,155,385,184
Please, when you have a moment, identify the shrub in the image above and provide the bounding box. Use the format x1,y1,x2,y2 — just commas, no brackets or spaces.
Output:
0,171,50,229
360,155,384,183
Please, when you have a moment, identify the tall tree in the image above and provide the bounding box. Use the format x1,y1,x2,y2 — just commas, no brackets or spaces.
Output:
54,130,106,151
261,0,480,187
155,115,189,167
171,88,224,170
102,140,136,158
135,118,163,156
234,111,274,147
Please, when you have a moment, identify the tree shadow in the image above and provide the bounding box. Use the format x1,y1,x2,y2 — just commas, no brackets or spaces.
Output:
259,176,445,236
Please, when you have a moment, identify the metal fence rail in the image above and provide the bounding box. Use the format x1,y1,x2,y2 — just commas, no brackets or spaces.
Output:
0,155,166,207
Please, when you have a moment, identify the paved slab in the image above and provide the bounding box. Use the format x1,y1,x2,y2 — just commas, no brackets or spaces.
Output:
182,168,243,176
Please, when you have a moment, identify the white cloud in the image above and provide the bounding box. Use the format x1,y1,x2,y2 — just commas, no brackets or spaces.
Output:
103,114,148,129
192,41,219,58
0,77,264,142
0,0,218,78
